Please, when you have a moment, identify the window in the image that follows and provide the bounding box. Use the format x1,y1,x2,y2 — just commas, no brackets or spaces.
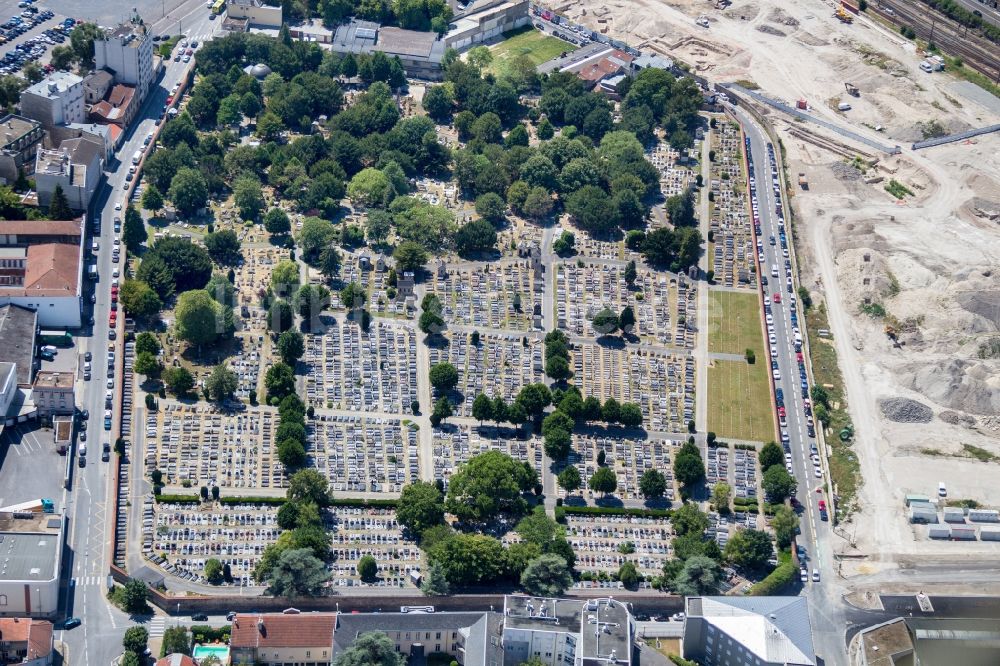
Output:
0,594,7,606
435,645,440,652
306,652,310,658
436,633,441,640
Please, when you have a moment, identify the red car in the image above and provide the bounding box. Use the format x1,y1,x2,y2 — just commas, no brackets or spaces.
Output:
818,499,826,511
773,293,782,303
796,352,804,363
777,406,786,418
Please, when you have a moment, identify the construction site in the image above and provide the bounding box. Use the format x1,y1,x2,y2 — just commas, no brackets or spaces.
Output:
551,0,1000,570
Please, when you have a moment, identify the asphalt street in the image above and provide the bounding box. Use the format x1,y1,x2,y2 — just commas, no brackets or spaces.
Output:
55,3,218,663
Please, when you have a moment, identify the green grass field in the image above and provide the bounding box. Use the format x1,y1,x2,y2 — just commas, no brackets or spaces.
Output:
708,360,775,442
708,290,765,357
488,27,576,80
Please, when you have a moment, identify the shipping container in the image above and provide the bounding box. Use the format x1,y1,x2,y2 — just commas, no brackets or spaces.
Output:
927,525,951,539
950,525,977,541
968,509,999,523
943,508,966,523
905,494,930,506
980,527,1000,541
910,507,937,524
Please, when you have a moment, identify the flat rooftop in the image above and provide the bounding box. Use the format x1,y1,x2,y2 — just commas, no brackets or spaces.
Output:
504,596,583,634
32,371,73,389
0,115,40,147
578,598,631,664
0,513,62,582
0,305,36,385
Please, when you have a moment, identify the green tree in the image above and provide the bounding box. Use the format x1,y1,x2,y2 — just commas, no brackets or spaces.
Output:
619,305,636,335
558,465,581,493
271,260,300,296
429,362,459,392
566,185,618,236
264,208,291,235
134,352,161,377
357,554,378,582
168,168,208,215
365,210,392,246
141,186,164,215
588,467,618,496
122,626,149,655
265,362,296,402
430,396,453,427
758,442,783,471
120,578,149,614
618,561,640,589
724,528,773,570
545,355,571,382
119,280,162,319
762,465,797,502
542,410,575,460
287,468,331,507
348,167,393,207
420,561,451,596
666,189,696,227
204,229,242,265
277,329,305,366
515,383,552,421
455,218,497,256
591,308,620,336
444,450,534,521
205,364,238,402
160,626,191,657
711,482,732,512
47,184,73,219
333,632,405,666
295,284,331,325
638,469,666,499
204,558,224,584
393,241,429,272
427,533,507,585
672,502,709,537
277,438,307,468
318,246,342,281
233,175,265,220
397,481,445,537
267,548,329,597
122,205,147,253
471,393,493,424
422,84,454,121
296,217,335,264
340,282,367,311
771,505,800,548
175,290,226,347
135,332,161,357
520,554,573,596
671,555,722,595
163,367,195,396
474,192,507,226
618,402,643,427
674,448,706,490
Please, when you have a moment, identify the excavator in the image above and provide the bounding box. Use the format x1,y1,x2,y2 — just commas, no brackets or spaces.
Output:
835,6,854,23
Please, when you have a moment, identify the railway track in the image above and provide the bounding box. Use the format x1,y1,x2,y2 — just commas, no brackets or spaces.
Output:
869,0,1000,81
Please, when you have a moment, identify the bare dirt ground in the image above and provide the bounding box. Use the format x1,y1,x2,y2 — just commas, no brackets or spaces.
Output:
556,0,1000,565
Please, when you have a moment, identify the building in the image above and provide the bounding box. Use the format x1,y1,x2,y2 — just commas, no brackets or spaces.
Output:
333,611,495,665
82,70,113,105
34,138,103,211
0,220,84,329
155,655,197,666
18,73,86,130
0,116,44,185
30,372,73,417
94,21,154,104
226,0,282,28
50,123,114,161
682,596,817,666
89,84,137,128
318,20,446,79
502,596,633,666
0,617,54,665
0,305,37,387
445,0,530,50
0,363,17,419
0,512,65,618
230,613,337,666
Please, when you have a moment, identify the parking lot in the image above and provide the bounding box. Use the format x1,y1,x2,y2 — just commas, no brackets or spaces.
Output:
0,422,65,507
304,319,419,414
427,331,544,418
0,3,71,77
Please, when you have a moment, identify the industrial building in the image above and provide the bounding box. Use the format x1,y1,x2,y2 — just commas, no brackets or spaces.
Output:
0,511,65,618
682,596,817,666
312,20,447,80
444,0,531,51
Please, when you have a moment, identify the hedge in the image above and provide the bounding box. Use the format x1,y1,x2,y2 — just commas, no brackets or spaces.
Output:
563,506,672,519
154,494,200,504
220,495,287,506
749,560,797,595
191,625,231,643
217,496,400,508
669,656,700,666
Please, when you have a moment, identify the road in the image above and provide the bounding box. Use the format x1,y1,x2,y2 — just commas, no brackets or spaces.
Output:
735,109,847,666
57,3,218,663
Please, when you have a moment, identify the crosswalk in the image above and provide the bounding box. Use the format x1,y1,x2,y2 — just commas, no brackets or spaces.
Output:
149,617,166,638
71,576,105,587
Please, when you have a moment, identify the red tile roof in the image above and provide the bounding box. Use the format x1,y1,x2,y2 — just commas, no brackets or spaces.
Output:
231,613,337,649
0,219,82,236
17,243,80,296
26,620,53,661
0,617,31,642
156,654,198,666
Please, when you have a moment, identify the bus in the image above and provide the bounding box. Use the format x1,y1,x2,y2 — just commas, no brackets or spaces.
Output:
211,0,225,14
39,329,73,347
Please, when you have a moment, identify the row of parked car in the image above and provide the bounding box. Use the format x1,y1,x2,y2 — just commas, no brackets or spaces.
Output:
0,11,73,75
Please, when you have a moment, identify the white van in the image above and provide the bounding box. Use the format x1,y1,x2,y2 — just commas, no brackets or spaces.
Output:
938,482,947,497
771,264,779,278
79,443,87,456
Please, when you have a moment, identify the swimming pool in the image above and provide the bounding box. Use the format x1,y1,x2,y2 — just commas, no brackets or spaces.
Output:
192,645,230,661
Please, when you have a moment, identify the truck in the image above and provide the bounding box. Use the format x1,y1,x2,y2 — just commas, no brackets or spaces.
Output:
0,498,54,514
39,329,73,347
131,150,143,165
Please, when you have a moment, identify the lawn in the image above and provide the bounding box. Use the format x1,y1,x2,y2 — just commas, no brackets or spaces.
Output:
708,290,765,357
708,360,774,442
487,26,576,80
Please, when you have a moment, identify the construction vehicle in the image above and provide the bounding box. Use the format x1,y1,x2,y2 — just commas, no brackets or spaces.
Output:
695,15,710,27
844,82,860,97
0,499,54,514
835,6,854,23
885,325,903,348
798,173,809,190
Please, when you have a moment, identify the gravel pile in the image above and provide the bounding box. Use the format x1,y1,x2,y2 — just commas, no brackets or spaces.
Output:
879,398,933,423
938,410,976,427
829,162,862,181
757,24,787,36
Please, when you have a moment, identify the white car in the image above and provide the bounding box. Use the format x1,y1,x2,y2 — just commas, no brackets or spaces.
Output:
814,467,822,478
107,378,115,389
772,369,781,380
113,237,120,246
769,333,777,345
115,201,122,211
800,568,808,582
113,267,120,278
